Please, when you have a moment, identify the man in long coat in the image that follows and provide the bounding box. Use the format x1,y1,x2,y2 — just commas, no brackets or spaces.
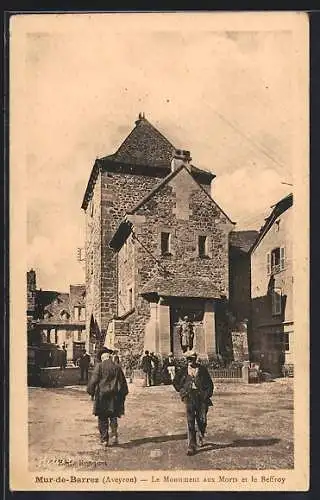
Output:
173,350,213,456
87,347,128,447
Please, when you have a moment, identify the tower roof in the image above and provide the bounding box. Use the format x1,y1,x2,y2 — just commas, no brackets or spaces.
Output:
102,114,176,167
81,114,215,210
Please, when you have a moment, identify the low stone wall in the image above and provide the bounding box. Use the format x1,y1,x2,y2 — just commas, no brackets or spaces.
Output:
35,367,93,387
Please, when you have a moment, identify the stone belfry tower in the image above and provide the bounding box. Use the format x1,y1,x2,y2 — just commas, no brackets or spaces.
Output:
81,114,214,353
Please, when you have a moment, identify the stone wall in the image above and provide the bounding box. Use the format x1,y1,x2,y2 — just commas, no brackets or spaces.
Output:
115,167,233,355
117,234,135,316
100,170,160,339
85,173,102,338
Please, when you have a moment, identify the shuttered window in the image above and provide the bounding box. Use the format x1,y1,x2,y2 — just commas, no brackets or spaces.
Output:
272,288,282,315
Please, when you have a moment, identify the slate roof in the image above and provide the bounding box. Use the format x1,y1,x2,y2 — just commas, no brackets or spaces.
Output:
102,115,175,167
34,286,85,324
81,115,215,209
250,193,293,253
229,230,259,253
140,275,222,299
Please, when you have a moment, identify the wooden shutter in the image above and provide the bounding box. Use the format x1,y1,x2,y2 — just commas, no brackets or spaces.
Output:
280,246,285,270
267,252,271,275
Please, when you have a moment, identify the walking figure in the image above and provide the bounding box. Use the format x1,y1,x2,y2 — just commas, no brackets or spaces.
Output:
173,350,213,456
87,347,128,447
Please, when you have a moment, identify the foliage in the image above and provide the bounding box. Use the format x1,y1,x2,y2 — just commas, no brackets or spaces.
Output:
122,351,141,373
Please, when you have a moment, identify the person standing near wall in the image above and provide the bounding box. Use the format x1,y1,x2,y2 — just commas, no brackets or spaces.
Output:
163,352,176,383
87,347,129,447
173,350,213,456
141,350,152,387
150,352,159,386
78,349,91,382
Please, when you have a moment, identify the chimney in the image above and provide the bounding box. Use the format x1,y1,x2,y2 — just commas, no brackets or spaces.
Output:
171,149,192,172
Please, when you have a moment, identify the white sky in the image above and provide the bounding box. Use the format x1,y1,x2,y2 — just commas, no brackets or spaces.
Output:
13,13,300,291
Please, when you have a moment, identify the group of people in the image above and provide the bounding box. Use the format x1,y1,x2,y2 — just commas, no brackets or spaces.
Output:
86,347,213,456
141,351,178,386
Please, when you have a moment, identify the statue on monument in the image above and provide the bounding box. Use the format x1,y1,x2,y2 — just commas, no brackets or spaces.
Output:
178,315,194,352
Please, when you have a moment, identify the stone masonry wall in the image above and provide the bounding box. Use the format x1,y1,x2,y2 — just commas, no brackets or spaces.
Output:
85,173,102,337
117,234,135,316
117,167,232,354
100,170,161,338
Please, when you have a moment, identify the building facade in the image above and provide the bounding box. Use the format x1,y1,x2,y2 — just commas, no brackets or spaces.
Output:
82,115,235,359
250,194,294,375
27,269,87,365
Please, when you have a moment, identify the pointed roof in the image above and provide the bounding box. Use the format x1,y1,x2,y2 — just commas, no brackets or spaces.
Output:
127,164,234,224
81,114,215,210
103,114,175,167
109,165,235,252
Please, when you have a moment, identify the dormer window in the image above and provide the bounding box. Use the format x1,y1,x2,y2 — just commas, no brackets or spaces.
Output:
161,232,171,255
60,310,70,321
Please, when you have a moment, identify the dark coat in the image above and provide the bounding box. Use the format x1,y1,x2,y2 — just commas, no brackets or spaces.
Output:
141,354,152,373
87,358,129,417
173,363,214,406
79,353,91,368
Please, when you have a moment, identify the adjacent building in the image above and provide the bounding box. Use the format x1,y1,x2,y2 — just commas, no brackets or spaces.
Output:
27,269,86,364
250,193,294,375
82,114,235,359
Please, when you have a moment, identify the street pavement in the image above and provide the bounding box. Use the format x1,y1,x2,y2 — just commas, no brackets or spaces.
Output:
29,379,293,471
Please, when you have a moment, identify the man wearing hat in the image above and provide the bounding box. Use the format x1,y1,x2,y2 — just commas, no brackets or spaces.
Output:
173,350,213,456
87,347,128,447
163,352,176,383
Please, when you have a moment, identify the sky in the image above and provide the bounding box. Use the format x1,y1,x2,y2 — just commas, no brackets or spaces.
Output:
14,13,299,291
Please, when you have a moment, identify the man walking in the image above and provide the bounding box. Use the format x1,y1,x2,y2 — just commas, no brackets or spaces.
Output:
78,349,91,382
163,352,176,383
173,350,213,456
87,347,128,447
141,350,152,387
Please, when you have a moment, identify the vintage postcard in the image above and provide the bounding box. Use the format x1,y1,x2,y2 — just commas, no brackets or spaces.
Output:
9,11,309,492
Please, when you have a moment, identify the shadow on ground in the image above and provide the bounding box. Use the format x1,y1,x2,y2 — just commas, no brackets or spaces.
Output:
116,434,280,451
195,437,281,454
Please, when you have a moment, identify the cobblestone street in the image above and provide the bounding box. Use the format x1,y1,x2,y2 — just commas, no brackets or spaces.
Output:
29,379,294,471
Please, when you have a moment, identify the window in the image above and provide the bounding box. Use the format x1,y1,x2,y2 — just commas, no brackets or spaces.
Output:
272,288,282,315
198,235,208,258
267,246,285,274
275,219,280,232
283,332,290,352
128,287,133,310
161,232,171,255
77,331,82,342
74,306,84,321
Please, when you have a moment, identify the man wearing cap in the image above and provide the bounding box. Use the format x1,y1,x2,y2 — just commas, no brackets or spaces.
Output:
87,347,128,447
173,350,213,456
